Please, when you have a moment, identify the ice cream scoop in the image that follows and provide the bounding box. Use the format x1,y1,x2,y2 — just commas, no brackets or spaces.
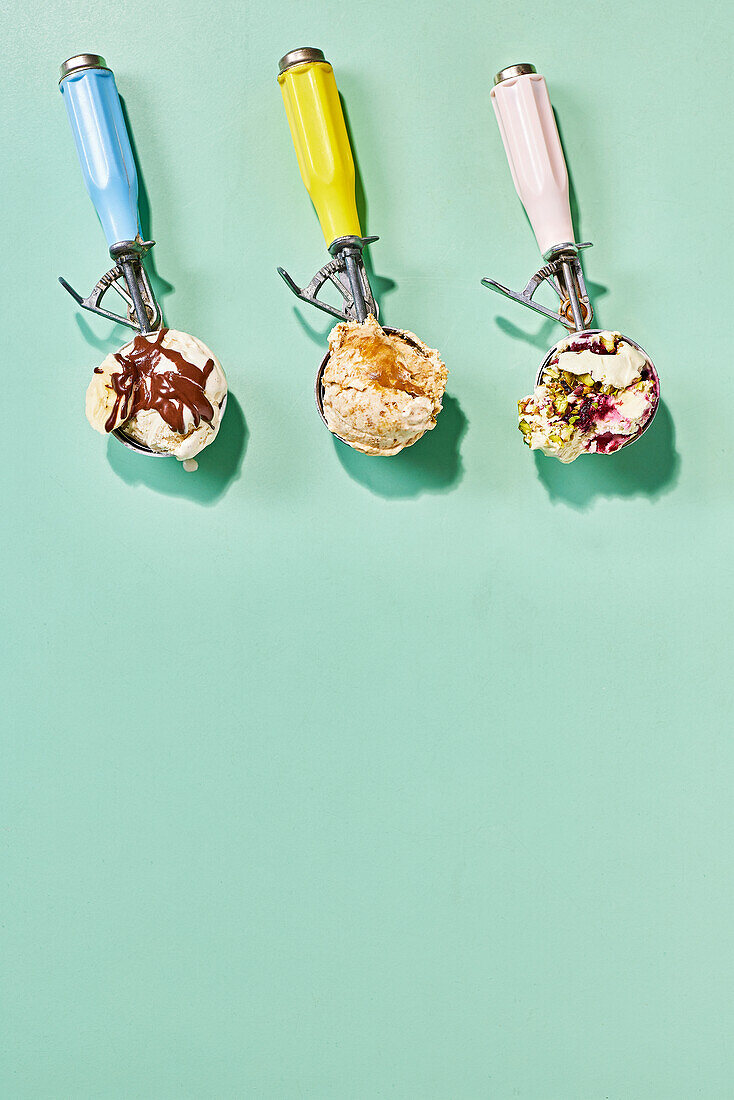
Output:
276,47,446,454
86,328,227,467
481,64,659,461
319,315,446,455
58,55,227,465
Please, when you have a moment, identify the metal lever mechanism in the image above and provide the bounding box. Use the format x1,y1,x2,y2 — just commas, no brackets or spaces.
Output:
278,234,379,323
482,242,594,332
59,238,161,333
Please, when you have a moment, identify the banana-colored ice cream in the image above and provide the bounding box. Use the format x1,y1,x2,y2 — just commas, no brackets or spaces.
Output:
321,315,447,456
86,327,227,466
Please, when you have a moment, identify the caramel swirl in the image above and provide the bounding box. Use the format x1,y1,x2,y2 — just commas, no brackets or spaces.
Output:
350,329,425,397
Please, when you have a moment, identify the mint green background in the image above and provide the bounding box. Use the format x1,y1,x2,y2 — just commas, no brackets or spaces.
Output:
2,0,732,1096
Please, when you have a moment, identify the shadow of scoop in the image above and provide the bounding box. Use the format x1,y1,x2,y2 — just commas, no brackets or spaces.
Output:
106,392,248,505
333,392,467,499
535,399,680,509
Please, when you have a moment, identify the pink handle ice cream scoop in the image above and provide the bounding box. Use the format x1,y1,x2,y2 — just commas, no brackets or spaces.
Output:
482,64,659,462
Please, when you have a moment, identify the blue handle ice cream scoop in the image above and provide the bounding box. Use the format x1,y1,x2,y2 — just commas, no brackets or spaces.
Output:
58,55,227,467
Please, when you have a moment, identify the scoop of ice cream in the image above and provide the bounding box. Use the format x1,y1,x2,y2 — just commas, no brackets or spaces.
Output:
517,330,658,463
86,328,227,464
321,315,447,456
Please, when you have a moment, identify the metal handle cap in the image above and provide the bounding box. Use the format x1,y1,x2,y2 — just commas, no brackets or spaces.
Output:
59,54,108,83
278,47,326,74
494,62,536,86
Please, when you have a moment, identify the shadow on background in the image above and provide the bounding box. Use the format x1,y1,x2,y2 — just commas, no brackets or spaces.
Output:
74,314,127,356
333,393,467,499
555,111,586,245
555,111,610,328
106,393,247,505
341,93,397,318
535,400,679,509
119,96,174,319
292,309,334,348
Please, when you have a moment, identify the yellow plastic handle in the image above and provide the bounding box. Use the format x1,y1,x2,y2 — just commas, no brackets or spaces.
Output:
278,59,362,246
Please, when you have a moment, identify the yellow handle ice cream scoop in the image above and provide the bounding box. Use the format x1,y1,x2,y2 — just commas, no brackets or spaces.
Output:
277,47,377,324
276,47,447,456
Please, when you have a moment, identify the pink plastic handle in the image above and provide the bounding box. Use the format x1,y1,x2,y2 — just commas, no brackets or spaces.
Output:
491,70,574,257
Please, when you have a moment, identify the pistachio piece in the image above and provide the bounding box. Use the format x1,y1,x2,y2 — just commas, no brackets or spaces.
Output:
518,420,532,436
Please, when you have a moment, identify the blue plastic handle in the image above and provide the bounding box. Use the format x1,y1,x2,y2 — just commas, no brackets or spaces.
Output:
60,66,140,249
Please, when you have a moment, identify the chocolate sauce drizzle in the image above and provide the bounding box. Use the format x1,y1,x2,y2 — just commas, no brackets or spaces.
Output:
95,328,215,435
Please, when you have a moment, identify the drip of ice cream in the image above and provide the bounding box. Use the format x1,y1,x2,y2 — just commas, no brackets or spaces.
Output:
517,330,658,463
86,328,227,465
321,315,447,456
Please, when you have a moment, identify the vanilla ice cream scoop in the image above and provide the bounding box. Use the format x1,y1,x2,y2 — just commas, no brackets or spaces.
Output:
86,327,227,467
518,330,659,462
319,315,447,456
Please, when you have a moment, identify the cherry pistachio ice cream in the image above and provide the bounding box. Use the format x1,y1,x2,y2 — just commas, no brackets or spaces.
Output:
517,330,659,463
322,315,447,455
85,328,227,470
